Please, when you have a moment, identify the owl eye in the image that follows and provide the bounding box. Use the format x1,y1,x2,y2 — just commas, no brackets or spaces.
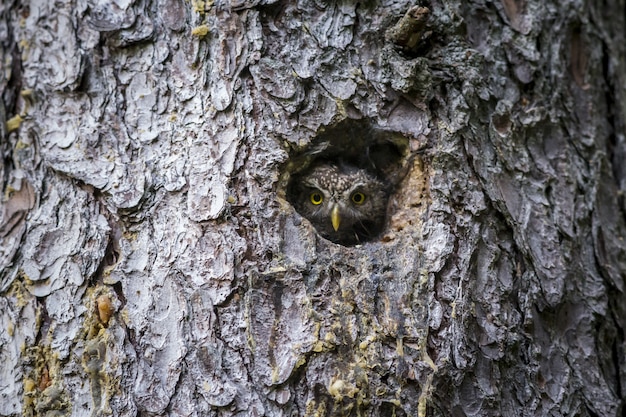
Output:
351,192,366,205
310,192,323,205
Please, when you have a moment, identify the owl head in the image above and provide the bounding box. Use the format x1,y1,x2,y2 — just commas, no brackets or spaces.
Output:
292,162,388,245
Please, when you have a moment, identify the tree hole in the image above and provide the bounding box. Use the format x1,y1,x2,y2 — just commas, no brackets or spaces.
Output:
285,119,409,246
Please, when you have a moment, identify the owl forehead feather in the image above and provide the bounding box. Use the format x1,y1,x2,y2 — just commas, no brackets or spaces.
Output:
302,163,376,191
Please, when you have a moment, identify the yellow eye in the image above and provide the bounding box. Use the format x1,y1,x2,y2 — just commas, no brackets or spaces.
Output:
351,192,366,205
310,192,323,205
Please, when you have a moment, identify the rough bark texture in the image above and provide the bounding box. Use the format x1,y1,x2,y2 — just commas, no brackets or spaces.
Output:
1,0,625,416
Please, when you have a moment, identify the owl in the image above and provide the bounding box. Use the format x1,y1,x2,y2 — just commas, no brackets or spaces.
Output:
292,162,388,245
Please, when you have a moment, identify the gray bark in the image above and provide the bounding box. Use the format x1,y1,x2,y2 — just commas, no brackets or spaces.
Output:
1,0,625,416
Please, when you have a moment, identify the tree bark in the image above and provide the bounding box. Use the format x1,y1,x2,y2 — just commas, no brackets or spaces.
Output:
1,0,625,416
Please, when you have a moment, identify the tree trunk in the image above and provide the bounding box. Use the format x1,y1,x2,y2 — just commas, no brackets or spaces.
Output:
1,0,625,416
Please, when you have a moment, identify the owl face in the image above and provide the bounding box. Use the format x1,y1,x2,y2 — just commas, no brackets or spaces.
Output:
293,163,388,244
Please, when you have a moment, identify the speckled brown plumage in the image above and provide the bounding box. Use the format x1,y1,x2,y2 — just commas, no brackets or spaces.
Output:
292,162,388,245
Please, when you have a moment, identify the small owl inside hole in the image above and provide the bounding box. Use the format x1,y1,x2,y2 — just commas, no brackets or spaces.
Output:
290,161,389,245
286,121,408,245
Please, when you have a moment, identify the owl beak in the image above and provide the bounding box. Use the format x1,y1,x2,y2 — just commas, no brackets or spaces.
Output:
330,204,341,231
